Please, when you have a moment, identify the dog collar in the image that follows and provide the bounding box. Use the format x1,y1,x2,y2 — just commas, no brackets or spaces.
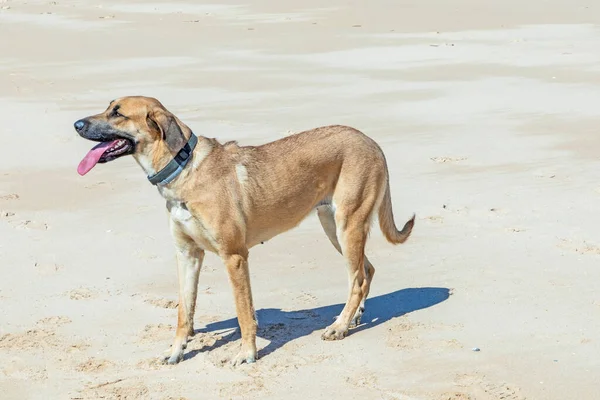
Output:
147,133,198,186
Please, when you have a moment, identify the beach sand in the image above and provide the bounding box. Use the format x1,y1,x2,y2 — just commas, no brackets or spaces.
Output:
1,1,600,399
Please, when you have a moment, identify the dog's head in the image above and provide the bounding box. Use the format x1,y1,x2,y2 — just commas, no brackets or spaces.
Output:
74,96,187,176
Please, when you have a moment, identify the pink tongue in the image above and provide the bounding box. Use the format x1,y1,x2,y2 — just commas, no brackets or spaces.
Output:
77,140,120,176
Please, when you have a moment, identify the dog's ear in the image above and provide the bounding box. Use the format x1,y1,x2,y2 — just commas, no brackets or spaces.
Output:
147,109,185,152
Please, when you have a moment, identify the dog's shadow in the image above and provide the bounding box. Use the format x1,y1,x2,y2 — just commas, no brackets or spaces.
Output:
187,287,450,361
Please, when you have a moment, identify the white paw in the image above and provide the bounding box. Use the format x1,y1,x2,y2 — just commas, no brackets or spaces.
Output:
321,323,348,341
230,347,257,366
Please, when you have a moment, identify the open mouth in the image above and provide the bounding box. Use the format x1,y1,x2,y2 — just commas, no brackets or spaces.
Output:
77,138,134,176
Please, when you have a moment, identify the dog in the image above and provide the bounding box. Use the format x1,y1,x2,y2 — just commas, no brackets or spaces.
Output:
74,96,415,366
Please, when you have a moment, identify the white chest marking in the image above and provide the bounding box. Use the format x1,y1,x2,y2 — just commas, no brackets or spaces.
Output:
170,202,193,223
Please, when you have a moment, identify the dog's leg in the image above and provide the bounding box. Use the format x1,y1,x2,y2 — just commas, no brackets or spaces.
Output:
321,204,373,340
223,252,258,366
164,226,204,365
317,205,375,328
359,261,375,326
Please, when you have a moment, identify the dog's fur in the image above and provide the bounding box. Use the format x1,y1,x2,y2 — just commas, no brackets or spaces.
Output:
74,96,415,366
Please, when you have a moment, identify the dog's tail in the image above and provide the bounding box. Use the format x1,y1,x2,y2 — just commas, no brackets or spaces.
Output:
378,180,415,245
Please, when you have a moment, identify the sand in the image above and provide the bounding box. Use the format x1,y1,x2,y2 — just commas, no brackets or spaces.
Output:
1,0,600,399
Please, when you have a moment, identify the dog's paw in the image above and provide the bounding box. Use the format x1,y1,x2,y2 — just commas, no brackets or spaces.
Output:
321,324,348,341
162,348,184,365
230,348,257,367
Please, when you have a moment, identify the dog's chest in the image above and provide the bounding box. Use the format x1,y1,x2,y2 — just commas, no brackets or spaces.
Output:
169,201,193,223
167,201,218,252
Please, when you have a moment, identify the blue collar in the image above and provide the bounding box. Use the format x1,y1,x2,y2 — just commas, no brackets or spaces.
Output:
147,133,198,186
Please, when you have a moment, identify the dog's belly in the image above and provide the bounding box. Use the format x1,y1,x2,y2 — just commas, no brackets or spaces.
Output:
246,226,290,248
245,202,322,248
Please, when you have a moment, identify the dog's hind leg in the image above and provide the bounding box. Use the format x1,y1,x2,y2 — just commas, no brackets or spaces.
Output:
320,210,369,340
317,205,375,328
319,195,378,339
356,258,375,327
164,224,204,365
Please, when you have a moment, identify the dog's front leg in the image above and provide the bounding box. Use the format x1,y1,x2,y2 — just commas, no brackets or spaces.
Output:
164,225,204,365
223,252,258,366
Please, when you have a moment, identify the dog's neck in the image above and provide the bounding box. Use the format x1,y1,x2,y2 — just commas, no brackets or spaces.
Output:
133,134,214,192
132,141,172,177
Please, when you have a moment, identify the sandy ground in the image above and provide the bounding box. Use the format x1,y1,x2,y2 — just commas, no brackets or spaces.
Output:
1,0,600,399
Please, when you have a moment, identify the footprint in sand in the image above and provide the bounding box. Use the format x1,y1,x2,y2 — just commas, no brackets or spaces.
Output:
205,333,246,367
1,357,49,381
0,316,74,351
385,318,462,350
66,342,91,354
1,329,90,382
218,378,266,398
180,330,225,361
385,319,422,350
454,374,527,400
78,379,150,400
67,288,97,300
0,316,90,365
76,357,115,373
259,322,288,341
480,380,527,400
345,370,379,389
0,328,60,350
144,297,178,309
136,357,171,371
138,324,174,344
37,316,72,327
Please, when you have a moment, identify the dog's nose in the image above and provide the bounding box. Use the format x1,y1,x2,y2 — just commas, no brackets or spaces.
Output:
74,119,87,132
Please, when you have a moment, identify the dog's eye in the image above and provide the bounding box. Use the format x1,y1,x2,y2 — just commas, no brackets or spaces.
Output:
112,109,124,118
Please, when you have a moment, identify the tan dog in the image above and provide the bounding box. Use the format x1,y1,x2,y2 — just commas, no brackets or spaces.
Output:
74,96,415,366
